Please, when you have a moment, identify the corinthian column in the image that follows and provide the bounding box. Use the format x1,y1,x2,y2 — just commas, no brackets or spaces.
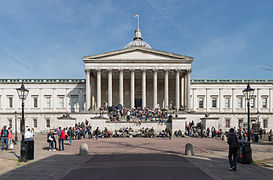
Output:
130,70,135,108
164,69,169,108
85,69,91,110
142,69,146,108
96,69,101,109
108,69,112,106
186,69,191,109
153,69,157,108
176,69,180,110
119,69,124,106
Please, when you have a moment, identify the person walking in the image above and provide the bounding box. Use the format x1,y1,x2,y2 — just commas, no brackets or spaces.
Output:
8,127,14,150
67,127,73,145
95,127,100,140
227,128,239,171
57,127,65,151
1,126,9,150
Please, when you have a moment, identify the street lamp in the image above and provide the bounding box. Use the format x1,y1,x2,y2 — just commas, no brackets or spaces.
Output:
17,83,29,162
243,83,255,142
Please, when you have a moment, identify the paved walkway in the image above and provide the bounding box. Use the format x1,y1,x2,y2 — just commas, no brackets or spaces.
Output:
0,136,272,180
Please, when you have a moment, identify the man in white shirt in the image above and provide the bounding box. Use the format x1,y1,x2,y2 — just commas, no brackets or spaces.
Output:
25,128,34,140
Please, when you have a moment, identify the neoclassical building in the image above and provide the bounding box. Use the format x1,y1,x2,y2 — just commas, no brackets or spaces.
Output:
0,27,272,132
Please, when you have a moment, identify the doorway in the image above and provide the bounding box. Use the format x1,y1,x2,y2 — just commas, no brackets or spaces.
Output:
135,98,142,108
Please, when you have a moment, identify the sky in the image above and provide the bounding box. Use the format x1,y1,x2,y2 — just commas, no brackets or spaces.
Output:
0,0,272,79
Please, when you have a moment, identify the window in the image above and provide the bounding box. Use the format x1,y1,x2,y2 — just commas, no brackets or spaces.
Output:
237,98,243,108
238,119,243,128
45,96,51,108
58,96,64,108
8,119,12,128
226,119,230,128
8,96,13,108
71,96,78,112
262,98,268,109
198,97,204,108
225,97,230,108
212,97,217,108
33,96,38,108
250,98,255,108
46,119,50,128
33,119,37,128
263,119,268,128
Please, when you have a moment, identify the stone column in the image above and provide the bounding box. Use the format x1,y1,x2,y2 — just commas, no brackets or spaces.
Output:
79,88,83,112
181,74,185,108
119,69,124,106
96,69,101,109
142,69,146,108
269,88,272,113
257,88,260,111
186,69,191,109
232,88,235,112
91,72,95,110
130,70,135,108
219,88,222,113
206,88,208,112
175,69,180,110
85,69,91,110
192,88,195,111
164,69,169,108
108,69,113,106
153,69,157,109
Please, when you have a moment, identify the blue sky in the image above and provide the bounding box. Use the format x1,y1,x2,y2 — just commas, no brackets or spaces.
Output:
0,0,272,79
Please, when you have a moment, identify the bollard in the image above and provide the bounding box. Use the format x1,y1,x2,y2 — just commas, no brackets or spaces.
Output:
185,143,194,156
79,143,89,156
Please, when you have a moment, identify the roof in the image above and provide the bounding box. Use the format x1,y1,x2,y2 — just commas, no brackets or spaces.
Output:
0,79,272,84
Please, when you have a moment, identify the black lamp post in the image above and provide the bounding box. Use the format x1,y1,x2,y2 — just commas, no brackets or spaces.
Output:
17,83,29,162
15,111,18,142
243,83,255,142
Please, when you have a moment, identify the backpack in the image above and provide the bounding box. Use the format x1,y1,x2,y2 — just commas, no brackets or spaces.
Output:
1,129,8,137
60,130,65,139
230,135,239,149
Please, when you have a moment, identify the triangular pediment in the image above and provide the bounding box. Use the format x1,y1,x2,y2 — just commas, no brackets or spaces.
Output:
83,47,193,62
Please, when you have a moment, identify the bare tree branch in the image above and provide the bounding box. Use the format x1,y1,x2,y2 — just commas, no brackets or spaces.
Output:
262,63,273,72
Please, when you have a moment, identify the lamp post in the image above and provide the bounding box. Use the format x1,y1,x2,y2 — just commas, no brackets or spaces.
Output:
17,83,29,162
15,111,18,142
243,83,255,142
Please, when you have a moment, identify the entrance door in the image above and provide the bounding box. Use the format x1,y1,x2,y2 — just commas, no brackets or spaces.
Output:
135,98,142,108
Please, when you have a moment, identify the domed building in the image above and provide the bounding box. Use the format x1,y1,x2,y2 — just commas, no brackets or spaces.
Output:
0,25,272,133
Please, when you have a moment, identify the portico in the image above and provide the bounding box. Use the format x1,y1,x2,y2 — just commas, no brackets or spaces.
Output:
83,28,193,110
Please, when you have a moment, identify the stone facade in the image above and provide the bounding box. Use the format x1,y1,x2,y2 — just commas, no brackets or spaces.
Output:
0,28,272,133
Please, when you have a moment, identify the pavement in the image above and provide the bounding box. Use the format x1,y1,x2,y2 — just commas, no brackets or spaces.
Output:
0,135,272,180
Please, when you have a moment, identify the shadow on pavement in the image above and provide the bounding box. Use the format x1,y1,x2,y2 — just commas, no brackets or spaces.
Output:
0,152,272,180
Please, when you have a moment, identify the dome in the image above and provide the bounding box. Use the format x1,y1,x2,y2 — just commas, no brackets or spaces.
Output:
125,38,152,49
124,28,152,49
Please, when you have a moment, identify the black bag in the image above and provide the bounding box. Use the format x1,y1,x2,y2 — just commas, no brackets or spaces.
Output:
230,135,239,149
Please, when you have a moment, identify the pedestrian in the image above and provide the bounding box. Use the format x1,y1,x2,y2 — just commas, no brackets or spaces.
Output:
25,128,34,141
8,127,14,150
227,128,239,171
127,110,130,121
1,126,9,150
67,127,73,144
47,129,56,151
57,127,65,151
168,127,172,140
95,127,100,140
87,126,92,139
